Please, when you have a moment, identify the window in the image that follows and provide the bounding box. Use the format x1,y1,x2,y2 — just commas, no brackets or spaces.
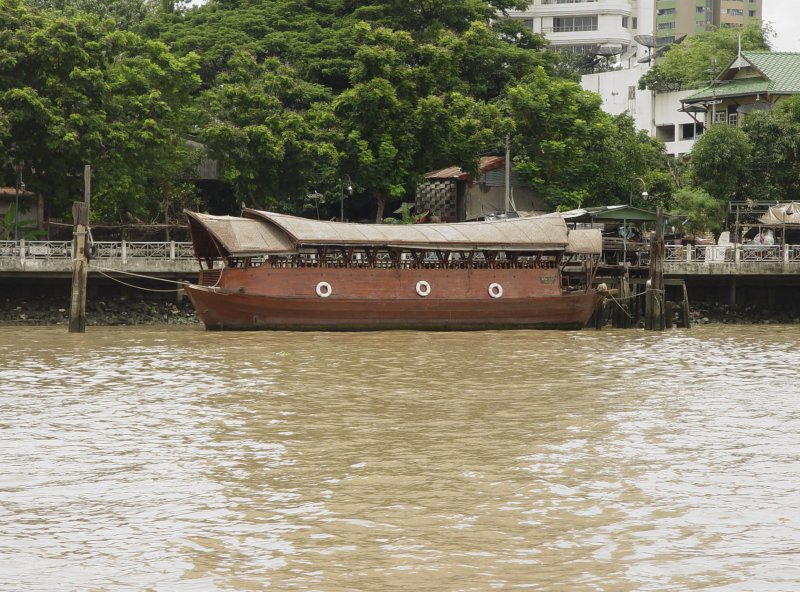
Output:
713,111,727,124
728,113,739,126
622,16,628,27
552,16,598,32
657,22,675,30
725,8,743,16
628,85,636,100
679,122,703,141
656,125,676,142
657,8,675,15
633,17,637,28
749,10,756,16
696,6,705,12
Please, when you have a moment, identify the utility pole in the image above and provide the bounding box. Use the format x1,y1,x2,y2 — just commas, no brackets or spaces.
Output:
68,164,91,333
504,134,511,213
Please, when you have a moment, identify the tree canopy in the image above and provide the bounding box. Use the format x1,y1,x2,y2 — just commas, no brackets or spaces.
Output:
0,0,680,225
639,22,772,92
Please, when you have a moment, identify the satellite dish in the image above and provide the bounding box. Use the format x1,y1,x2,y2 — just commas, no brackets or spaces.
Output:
637,55,652,64
595,44,623,57
634,34,659,48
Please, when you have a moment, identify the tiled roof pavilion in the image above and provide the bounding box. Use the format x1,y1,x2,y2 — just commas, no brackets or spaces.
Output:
683,51,800,104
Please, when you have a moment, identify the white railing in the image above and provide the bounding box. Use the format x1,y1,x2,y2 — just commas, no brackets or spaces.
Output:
0,240,195,261
664,243,800,264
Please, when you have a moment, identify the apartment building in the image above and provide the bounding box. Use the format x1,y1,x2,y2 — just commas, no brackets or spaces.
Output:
506,0,655,64
655,0,762,44
506,0,762,60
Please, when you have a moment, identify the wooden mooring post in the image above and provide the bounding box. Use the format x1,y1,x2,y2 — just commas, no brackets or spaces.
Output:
68,165,91,333
645,207,665,331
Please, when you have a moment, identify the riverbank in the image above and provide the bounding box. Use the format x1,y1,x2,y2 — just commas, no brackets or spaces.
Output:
2,293,800,327
0,294,200,326
690,302,800,325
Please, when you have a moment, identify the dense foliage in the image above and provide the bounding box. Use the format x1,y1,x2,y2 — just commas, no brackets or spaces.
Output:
1,0,749,225
638,22,772,92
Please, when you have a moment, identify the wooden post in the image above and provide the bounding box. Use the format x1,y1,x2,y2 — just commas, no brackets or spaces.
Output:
645,207,665,331
681,282,691,329
69,165,91,333
69,208,88,333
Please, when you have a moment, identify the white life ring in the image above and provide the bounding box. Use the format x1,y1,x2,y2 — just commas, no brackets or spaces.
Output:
415,280,431,297
488,282,503,298
315,281,332,298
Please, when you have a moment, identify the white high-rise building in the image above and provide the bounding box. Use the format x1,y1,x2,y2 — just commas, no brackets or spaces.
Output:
506,0,655,65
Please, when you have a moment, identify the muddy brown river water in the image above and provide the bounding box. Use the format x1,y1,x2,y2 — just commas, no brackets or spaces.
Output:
1,325,799,591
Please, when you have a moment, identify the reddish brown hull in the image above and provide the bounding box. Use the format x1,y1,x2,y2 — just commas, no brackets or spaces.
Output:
184,268,600,331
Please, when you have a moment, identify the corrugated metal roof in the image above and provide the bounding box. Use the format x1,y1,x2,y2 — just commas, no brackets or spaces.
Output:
424,156,506,181
242,209,570,252
560,205,659,222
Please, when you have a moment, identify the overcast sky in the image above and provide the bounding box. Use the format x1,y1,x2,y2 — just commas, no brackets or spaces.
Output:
761,0,800,51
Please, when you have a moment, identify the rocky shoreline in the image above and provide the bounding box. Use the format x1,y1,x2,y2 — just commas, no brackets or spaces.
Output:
0,294,200,326
2,294,799,328
689,302,800,325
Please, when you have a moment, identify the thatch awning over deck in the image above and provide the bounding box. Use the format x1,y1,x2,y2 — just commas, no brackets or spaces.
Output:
186,209,596,259
243,209,570,252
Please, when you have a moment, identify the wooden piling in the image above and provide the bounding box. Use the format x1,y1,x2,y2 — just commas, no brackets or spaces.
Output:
681,282,691,329
645,207,665,331
68,165,91,333
68,214,88,333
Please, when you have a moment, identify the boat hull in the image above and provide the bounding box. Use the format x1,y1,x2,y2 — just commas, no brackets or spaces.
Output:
184,268,601,331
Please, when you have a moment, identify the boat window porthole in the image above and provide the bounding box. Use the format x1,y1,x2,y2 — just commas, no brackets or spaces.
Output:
316,281,332,298
488,283,503,298
415,280,431,297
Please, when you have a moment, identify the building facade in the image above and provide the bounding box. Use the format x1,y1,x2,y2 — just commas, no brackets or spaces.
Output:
655,0,762,44
506,0,762,62
506,0,655,65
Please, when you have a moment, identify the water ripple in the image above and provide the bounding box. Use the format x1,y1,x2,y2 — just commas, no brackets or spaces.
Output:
1,325,799,590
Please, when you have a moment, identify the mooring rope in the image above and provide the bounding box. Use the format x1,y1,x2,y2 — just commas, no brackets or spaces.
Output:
602,287,664,319
94,269,187,293
88,263,190,293
89,264,190,286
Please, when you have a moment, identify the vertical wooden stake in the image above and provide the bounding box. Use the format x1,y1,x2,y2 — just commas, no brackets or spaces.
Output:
68,220,88,333
681,282,691,329
69,165,91,333
645,207,665,331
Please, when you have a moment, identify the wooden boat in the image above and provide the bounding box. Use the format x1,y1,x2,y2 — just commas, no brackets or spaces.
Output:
184,209,604,331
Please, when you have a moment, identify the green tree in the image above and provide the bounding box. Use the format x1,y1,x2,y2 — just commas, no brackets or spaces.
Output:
590,113,675,208
23,0,161,28
742,96,800,201
689,123,752,201
504,67,616,211
0,2,201,222
199,51,337,213
672,186,726,237
334,22,506,220
639,22,772,92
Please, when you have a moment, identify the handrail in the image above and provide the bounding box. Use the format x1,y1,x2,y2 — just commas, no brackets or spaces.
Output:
0,240,195,261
